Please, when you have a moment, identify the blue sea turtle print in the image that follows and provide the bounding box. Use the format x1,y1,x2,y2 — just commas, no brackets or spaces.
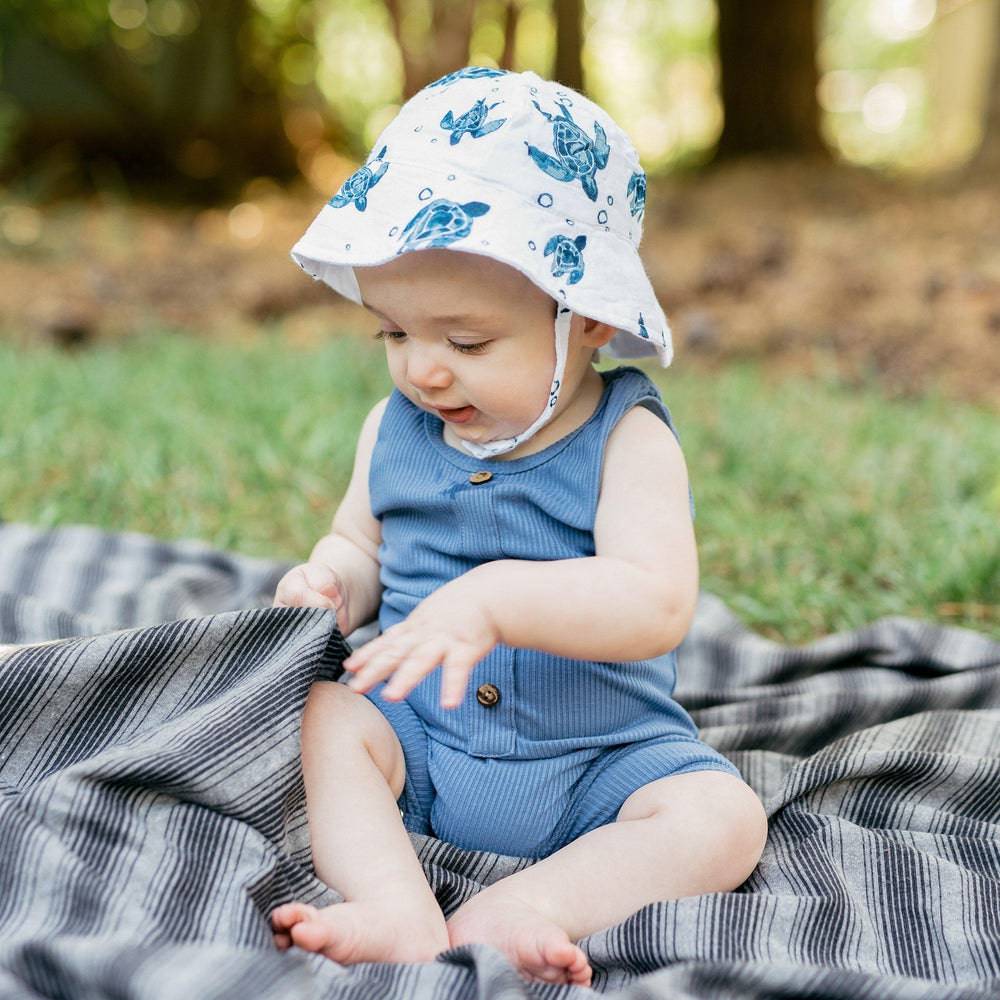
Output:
328,145,389,212
428,67,508,89
544,234,587,284
397,198,491,253
627,170,646,221
440,99,506,144
637,312,650,339
525,100,610,202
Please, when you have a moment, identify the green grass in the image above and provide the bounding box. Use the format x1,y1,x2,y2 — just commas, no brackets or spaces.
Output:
2,329,998,645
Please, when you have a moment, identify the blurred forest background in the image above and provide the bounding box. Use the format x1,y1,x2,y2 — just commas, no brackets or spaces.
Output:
1,0,999,404
1,0,998,640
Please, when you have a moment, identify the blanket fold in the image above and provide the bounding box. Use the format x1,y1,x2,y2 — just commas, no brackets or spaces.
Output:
1,521,999,999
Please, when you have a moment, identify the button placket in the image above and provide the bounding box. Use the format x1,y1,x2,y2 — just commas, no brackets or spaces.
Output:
455,469,498,563
450,467,514,755
466,648,515,756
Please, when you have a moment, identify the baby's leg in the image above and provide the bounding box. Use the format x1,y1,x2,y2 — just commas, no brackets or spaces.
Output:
270,680,449,964
445,771,767,987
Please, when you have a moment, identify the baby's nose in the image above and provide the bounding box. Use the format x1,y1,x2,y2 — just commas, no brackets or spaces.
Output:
406,351,452,390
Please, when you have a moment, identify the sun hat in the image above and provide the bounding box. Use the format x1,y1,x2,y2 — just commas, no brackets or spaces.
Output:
290,65,672,458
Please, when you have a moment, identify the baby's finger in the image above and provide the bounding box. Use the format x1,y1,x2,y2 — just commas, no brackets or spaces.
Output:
306,591,338,610
276,574,332,610
342,643,375,672
343,626,411,672
272,570,306,607
343,645,382,677
345,641,415,692
439,647,477,708
381,639,448,700
301,563,343,599
288,589,337,611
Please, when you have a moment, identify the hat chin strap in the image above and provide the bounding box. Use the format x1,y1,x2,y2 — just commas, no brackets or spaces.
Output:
457,305,572,459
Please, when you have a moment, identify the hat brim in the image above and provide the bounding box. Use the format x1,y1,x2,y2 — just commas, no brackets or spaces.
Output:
290,159,672,366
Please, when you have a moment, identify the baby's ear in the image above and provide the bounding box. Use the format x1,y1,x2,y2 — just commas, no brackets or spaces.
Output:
581,317,617,349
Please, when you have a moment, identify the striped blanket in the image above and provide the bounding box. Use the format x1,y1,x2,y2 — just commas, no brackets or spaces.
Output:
1,521,999,999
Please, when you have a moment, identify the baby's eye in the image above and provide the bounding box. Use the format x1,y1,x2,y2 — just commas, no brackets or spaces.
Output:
374,329,489,355
449,340,490,355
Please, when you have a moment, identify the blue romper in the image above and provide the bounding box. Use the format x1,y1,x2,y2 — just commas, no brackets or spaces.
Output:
362,365,741,859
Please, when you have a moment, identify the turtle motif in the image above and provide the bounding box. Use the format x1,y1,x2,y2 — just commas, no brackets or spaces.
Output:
543,234,587,285
440,99,506,145
627,170,646,221
427,67,508,89
525,100,610,202
637,312,650,339
328,145,389,212
397,197,491,253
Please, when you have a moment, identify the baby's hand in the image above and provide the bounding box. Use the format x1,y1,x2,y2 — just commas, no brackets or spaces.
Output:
342,576,499,709
273,562,350,631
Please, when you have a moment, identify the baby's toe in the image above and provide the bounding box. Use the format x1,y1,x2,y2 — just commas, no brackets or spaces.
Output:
544,939,591,985
289,920,331,953
541,937,578,966
524,960,565,982
271,902,317,932
567,954,592,987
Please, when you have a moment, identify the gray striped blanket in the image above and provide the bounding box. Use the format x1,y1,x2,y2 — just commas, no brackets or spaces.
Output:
1,521,999,999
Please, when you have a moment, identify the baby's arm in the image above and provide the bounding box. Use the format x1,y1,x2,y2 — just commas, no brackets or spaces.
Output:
476,405,698,659
345,405,698,703
273,397,388,636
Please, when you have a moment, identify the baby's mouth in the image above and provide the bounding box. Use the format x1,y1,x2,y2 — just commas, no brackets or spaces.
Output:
435,405,476,424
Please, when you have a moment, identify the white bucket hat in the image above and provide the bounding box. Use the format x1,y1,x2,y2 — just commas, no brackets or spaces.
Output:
290,66,672,458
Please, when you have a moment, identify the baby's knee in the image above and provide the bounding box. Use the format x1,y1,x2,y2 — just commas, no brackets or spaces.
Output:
304,679,388,746
302,680,405,796
623,771,767,888
711,776,768,883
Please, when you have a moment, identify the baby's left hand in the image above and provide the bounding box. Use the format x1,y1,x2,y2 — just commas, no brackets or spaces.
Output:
342,574,500,708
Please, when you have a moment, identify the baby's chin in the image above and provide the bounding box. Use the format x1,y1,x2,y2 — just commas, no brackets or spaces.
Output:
442,414,530,449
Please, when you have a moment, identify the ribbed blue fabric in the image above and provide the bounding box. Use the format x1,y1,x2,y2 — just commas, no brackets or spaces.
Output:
363,365,741,857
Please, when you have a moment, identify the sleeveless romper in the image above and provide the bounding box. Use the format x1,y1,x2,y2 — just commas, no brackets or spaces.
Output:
363,365,741,859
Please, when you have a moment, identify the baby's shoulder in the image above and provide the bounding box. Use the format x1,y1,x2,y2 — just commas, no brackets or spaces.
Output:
599,401,686,493
358,395,392,460
365,393,392,432
605,401,679,455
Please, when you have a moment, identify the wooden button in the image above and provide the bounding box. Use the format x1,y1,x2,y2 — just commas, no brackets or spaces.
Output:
469,471,493,484
476,683,500,707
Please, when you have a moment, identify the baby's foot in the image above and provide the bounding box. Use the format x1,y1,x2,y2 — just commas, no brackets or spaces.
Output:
446,886,592,987
271,896,449,965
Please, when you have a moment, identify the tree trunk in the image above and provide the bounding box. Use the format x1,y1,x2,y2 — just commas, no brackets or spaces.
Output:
714,0,828,159
385,0,477,99
427,0,477,88
195,0,297,191
963,0,1000,174
499,0,520,71
384,0,428,100
554,0,583,92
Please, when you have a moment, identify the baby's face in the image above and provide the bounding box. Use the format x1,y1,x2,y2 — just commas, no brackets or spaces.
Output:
355,249,597,449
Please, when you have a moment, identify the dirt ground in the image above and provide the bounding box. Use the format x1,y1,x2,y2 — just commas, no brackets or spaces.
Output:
2,156,998,412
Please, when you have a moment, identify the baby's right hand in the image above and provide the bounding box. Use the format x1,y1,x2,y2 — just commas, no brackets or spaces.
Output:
273,562,351,632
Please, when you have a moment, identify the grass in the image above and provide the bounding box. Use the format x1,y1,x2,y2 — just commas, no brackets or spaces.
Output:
2,328,998,645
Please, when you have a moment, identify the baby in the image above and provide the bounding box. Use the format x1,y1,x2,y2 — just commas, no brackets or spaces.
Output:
269,67,767,987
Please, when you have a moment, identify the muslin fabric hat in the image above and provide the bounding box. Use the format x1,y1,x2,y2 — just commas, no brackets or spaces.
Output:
290,65,672,458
